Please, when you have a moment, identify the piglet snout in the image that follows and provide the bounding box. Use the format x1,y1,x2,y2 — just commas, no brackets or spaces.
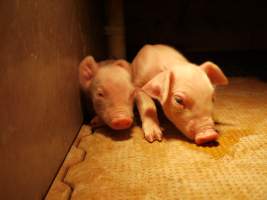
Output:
195,129,219,145
111,117,133,130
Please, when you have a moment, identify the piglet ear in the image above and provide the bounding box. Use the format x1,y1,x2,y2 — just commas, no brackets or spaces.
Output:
200,61,229,85
114,59,131,73
79,56,99,90
142,71,171,105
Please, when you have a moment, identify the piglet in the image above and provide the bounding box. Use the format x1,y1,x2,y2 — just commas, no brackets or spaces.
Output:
79,56,135,130
132,44,228,144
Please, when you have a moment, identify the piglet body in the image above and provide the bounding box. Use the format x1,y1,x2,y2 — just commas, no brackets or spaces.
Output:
132,44,228,144
79,56,134,130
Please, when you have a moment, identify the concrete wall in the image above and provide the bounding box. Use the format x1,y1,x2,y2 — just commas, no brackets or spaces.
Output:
0,0,106,199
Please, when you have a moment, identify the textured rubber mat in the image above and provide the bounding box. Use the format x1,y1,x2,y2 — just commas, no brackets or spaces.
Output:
46,78,267,200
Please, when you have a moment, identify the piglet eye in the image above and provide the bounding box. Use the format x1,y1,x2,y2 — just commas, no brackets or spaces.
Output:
175,97,183,105
129,90,135,100
212,95,215,102
97,91,104,97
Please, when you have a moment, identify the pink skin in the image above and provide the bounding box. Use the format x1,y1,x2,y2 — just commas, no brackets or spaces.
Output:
132,44,228,144
79,56,135,130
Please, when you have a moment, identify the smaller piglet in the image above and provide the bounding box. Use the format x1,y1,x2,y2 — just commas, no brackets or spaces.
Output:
79,56,135,130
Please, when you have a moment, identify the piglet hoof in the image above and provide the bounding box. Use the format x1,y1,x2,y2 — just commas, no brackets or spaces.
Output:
195,130,219,145
90,116,104,128
143,121,163,143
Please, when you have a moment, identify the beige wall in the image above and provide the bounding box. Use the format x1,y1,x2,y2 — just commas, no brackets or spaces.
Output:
0,0,106,199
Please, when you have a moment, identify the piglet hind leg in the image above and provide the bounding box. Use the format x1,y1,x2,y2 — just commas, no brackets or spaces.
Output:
136,90,162,142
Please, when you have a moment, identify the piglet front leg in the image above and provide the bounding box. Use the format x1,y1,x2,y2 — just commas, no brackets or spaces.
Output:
136,89,162,142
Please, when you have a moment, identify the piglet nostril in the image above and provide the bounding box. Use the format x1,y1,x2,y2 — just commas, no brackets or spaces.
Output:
111,117,133,130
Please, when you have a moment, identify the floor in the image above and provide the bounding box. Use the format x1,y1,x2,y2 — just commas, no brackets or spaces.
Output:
46,78,267,200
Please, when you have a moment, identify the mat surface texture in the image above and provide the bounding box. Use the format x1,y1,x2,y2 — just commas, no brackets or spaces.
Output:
46,78,267,200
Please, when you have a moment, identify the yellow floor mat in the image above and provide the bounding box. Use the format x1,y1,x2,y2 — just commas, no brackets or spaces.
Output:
46,78,267,200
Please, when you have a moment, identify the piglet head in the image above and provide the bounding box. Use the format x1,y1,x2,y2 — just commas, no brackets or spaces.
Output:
79,56,135,130
142,62,228,144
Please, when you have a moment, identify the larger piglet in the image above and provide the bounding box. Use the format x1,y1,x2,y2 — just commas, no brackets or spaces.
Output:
132,44,228,144
79,56,135,130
